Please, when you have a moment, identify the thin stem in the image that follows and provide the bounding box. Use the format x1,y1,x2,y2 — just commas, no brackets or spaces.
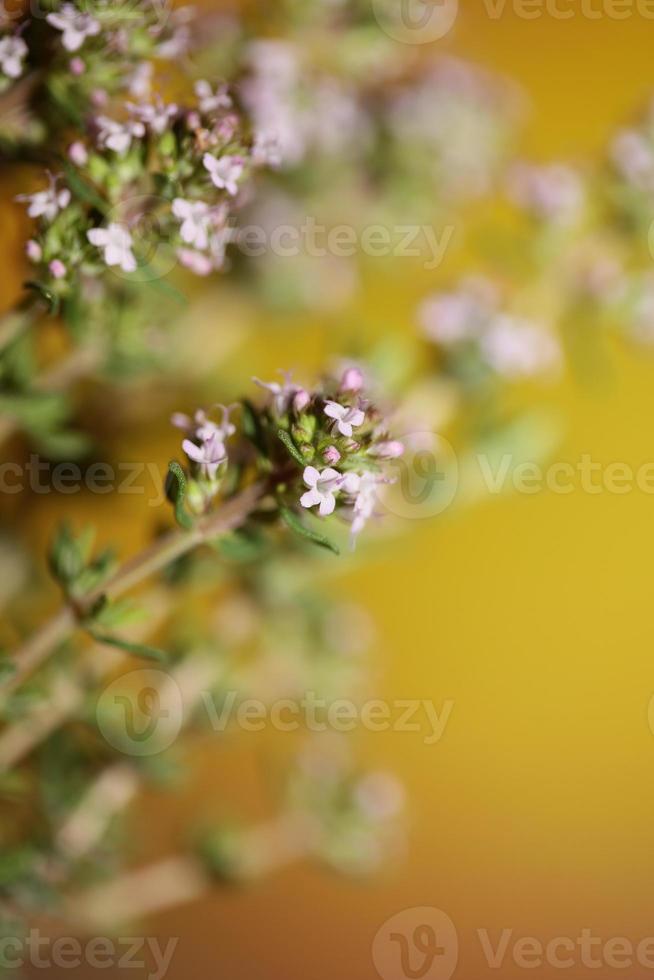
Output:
2,483,263,698
66,813,318,929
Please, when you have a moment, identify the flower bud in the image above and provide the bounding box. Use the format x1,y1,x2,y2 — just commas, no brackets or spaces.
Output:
49,259,66,280
68,141,88,166
340,366,364,393
25,240,42,262
69,57,85,76
293,388,310,413
323,445,341,465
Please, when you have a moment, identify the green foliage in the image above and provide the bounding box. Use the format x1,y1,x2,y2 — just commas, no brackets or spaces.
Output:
279,506,340,555
165,461,194,530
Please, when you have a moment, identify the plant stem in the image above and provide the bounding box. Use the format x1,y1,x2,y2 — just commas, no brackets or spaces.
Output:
2,483,263,699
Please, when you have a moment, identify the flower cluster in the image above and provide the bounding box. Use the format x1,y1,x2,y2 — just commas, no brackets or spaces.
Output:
0,1,195,128
173,369,404,548
419,277,561,382
17,79,258,292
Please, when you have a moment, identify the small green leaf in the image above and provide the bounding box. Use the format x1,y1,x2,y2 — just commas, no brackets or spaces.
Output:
277,429,305,466
63,164,107,214
279,506,340,556
87,629,168,663
165,461,194,529
23,280,59,315
0,654,16,682
241,399,264,451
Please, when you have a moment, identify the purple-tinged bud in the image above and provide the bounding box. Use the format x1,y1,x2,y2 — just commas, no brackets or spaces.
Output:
91,88,108,108
68,141,88,166
293,389,310,413
49,259,66,280
369,441,404,459
69,57,85,76
340,366,364,393
26,240,42,263
186,110,201,131
323,445,341,465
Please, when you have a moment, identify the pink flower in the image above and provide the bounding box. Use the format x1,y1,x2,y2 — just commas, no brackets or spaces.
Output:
203,154,244,196
340,366,364,393
194,80,232,115
300,466,343,517
46,4,100,52
0,35,27,79
49,259,66,279
182,432,226,480
129,99,178,135
177,248,213,276
293,389,310,413
87,223,136,273
95,115,145,155
253,372,301,416
16,175,70,222
324,401,365,438
368,441,404,460
25,240,42,262
323,446,341,465
68,141,88,166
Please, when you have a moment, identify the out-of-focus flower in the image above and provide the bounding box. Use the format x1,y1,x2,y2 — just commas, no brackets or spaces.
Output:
203,154,245,196
46,4,101,52
481,315,561,379
611,129,654,192
49,259,66,279
129,99,178,135
87,223,137,273
172,199,216,251
418,278,498,345
95,115,145,155
194,80,231,114
0,34,27,79
16,177,71,222
507,161,585,225
68,141,88,166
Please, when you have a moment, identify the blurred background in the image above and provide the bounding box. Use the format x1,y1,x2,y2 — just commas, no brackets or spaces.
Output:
5,0,654,977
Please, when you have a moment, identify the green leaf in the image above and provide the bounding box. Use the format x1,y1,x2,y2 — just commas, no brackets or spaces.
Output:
241,399,264,451
277,429,305,466
0,653,16,682
279,506,340,556
87,629,168,663
63,164,107,214
23,280,59,315
165,461,194,529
